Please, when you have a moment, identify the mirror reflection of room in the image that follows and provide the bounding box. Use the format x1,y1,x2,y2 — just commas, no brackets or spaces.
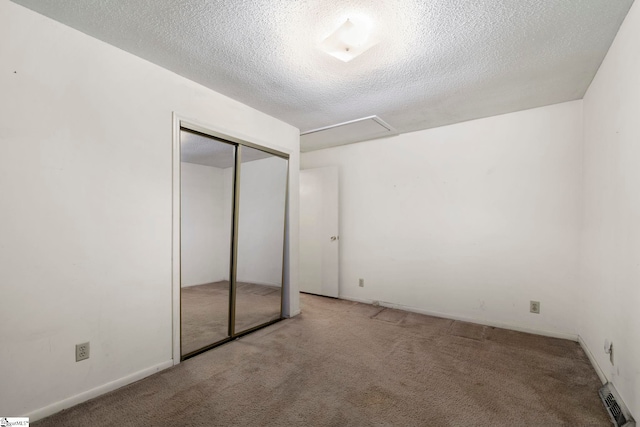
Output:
180,130,235,355
180,131,288,357
235,146,288,333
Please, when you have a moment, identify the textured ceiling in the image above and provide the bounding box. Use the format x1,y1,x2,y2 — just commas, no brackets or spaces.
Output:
13,0,635,151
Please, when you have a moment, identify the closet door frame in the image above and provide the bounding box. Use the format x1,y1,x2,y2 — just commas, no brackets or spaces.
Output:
172,114,290,364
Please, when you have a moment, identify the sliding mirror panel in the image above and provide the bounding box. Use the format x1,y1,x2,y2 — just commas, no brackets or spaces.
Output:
180,130,235,356
234,146,288,334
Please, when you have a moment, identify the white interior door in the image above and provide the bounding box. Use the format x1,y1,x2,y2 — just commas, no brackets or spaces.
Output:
299,166,339,297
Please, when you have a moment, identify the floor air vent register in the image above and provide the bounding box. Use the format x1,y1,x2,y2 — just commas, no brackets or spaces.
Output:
599,382,635,427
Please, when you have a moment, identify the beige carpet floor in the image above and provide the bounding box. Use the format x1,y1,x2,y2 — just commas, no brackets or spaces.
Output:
35,294,609,426
181,281,282,355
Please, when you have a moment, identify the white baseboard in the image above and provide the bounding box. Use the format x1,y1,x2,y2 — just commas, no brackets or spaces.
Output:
26,360,173,422
182,280,281,288
181,278,226,288
339,295,579,342
284,309,301,318
240,280,281,288
578,335,607,384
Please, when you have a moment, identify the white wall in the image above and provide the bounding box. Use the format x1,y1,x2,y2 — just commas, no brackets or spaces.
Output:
180,162,229,287
302,101,583,338
580,0,640,418
0,0,299,419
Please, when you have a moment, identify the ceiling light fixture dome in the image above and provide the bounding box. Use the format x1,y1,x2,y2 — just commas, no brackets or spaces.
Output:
320,18,379,62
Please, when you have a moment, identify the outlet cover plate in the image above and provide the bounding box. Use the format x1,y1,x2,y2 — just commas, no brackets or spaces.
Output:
530,301,540,314
76,342,90,362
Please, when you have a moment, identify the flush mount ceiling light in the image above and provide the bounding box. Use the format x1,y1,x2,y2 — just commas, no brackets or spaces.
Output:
320,18,379,62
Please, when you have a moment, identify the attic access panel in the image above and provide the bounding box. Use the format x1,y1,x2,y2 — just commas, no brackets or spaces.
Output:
300,116,398,152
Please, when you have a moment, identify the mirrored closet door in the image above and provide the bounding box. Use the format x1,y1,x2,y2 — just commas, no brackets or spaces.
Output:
180,130,235,356
234,146,288,334
179,128,288,359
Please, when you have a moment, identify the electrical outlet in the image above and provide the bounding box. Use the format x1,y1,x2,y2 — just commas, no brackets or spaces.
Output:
530,301,540,314
76,342,90,362
359,278,364,287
